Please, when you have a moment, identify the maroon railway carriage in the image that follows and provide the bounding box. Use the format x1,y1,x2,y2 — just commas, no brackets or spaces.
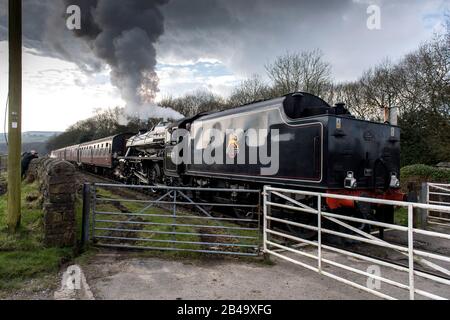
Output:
65,145,80,163
51,148,66,160
51,134,132,171
79,134,132,169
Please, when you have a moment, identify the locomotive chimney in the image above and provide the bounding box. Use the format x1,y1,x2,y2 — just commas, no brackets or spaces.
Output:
334,102,346,115
389,106,398,126
383,106,398,125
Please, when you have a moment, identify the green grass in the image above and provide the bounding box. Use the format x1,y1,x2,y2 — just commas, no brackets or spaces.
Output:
0,179,76,292
394,207,408,227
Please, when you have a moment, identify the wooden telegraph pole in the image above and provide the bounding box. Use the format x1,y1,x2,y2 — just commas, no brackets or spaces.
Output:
7,0,22,232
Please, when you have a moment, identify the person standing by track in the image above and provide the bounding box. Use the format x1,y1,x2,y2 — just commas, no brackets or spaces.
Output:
21,150,38,179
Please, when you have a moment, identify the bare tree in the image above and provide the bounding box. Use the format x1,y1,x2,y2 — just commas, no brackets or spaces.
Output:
227,74,273,106
331,82,379,120
159,90,227,117
392,30,449,115
265,49,332,97
358,60,399,121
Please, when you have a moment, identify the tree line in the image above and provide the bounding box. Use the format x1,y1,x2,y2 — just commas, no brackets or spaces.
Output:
47,24,449,167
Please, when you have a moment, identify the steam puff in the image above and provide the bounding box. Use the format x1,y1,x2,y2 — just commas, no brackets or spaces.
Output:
117,104,184,127
125,104,185,121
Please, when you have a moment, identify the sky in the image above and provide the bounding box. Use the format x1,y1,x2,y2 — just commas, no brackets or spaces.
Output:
0,0,448,132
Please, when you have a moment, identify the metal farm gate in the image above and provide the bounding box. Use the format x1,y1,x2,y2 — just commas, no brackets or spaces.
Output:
262,186,450,300
427,183,450,227
81,183,261,257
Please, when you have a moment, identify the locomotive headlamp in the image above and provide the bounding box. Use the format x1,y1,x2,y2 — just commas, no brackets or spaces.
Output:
344,171,357,189
390,173,400,188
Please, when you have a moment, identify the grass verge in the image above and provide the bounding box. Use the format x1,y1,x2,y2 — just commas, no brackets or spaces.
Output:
0,177,77,294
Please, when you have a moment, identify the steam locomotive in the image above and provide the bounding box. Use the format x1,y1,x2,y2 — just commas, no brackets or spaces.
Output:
52,92,404,232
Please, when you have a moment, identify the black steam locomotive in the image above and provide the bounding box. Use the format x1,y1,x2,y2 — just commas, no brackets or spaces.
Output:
52,92,404,229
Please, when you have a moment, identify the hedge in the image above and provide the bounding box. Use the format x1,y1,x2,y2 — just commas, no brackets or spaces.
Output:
401,164,450,183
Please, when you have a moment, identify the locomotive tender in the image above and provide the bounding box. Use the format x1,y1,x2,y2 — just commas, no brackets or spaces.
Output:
52,92,404,226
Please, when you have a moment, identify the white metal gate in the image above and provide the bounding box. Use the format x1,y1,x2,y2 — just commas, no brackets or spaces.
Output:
262,186,450,300
427,183,450,227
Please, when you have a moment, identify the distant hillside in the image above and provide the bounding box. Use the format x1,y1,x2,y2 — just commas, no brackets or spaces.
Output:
0,131,61,144
0,131,61,155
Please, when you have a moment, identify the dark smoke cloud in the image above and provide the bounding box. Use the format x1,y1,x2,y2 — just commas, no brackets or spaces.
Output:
63,0,179,118
1,0,183,119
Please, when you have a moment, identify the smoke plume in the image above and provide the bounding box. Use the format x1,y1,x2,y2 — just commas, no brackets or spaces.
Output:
62,0,183,120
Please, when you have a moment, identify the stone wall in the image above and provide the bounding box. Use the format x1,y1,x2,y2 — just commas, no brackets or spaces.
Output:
28,157,78,247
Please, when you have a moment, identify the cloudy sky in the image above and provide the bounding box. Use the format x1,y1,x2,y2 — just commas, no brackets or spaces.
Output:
0,0,448,131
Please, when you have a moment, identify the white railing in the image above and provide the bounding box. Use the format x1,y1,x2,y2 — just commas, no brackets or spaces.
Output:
263,186,450,300
427,183,450,226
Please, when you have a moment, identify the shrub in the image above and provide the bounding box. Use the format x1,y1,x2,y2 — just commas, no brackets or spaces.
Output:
401,164,450,183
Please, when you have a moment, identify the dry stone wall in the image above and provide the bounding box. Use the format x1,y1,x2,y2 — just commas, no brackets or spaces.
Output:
28,157,78,247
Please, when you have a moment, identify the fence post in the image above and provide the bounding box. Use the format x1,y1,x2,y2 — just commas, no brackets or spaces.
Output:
263,186,267,253
318,195,322,273
408,204,415,300
262,186,271,262
81,183,91,249
418,182,429,228
92,184,97,244
173,190,177,242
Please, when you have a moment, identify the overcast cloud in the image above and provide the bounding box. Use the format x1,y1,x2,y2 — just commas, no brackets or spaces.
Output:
0,0,448,130
158,0,448,80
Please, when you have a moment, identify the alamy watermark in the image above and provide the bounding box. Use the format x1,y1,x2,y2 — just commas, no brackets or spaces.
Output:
60,265,82,290
170,127,280,176
366,265,382,290
367,4,381,30
66,5,81,30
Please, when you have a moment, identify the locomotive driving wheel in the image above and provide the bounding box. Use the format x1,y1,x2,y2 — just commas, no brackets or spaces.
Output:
273,194,319,240
233,207,256,220
284,210,318,240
